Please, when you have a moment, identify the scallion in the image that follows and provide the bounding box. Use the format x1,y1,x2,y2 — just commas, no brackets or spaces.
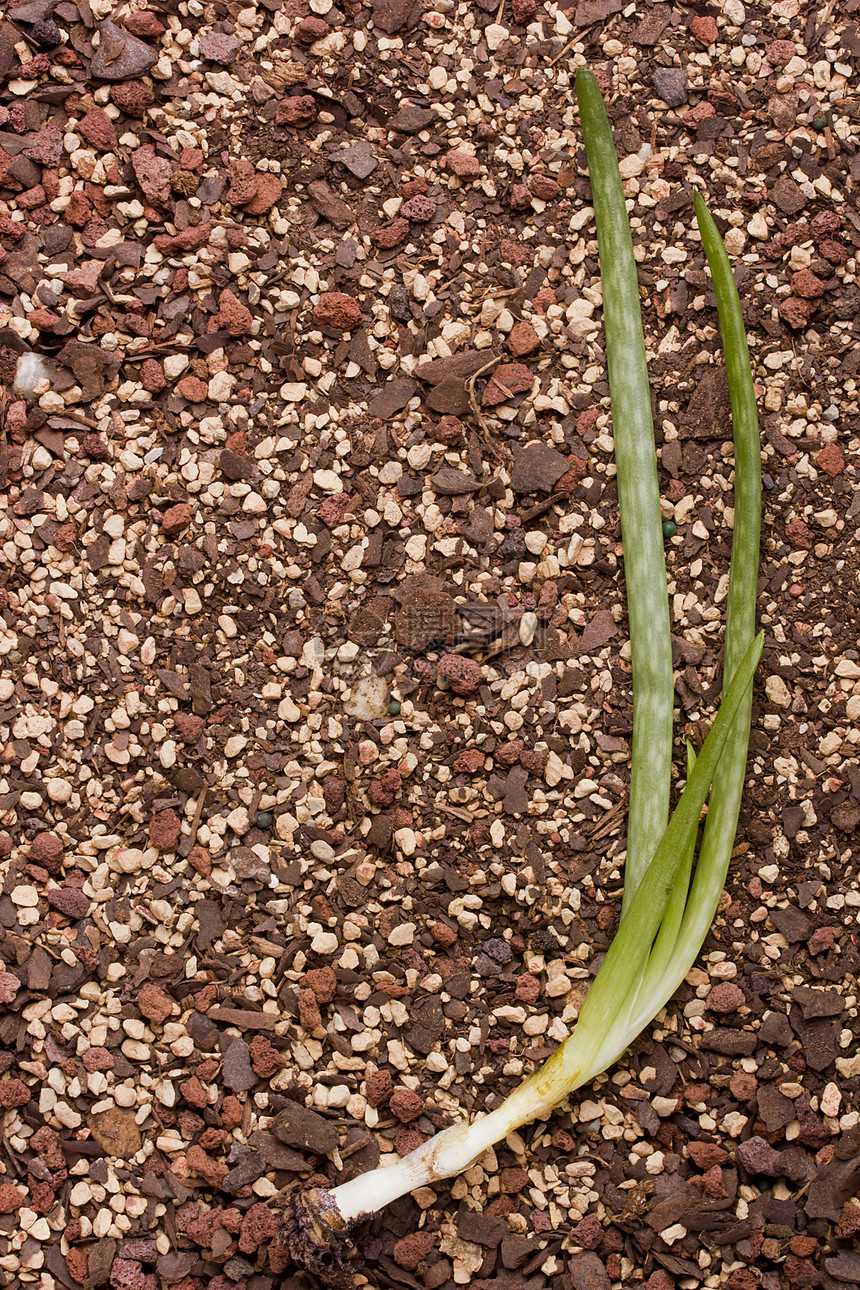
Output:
284,69,763,1285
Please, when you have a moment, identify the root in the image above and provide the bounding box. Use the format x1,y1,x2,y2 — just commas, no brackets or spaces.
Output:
282,1186,357,1288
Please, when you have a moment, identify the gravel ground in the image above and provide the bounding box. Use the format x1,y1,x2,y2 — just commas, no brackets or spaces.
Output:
1,0,860,1287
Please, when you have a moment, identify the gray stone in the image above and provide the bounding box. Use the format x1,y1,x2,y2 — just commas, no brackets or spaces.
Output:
652,67,688,108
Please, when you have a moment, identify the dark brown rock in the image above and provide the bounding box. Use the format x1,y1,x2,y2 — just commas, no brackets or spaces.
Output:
199,32,241,63
510,442,569,492
91,21,157,81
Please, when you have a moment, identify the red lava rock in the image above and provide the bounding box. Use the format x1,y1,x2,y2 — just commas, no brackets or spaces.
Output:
322,775,347,812
317,493,350,528
529,173,559,200
691,14,718,42
819,237,848,265
149,807,181,850
187,846,212,877
226,158,259,205
509,183,532,210
786,517,814,549
519,749,546,776
706,982,746,1012
243,172,282,214
688,1141,728,1169
571,1214,602,1249
0,973,18,1004
175,712,205,742
198,31,241,62
390,1087,424,1122
186,1145,229,1187
180,1076,209,1109
31,1126,64,1169
766,38,796,66
249,1036,284,1077
30,832,64,874
482,362,534,407
239,1202,278,1253
140,358,166,392
220,1095,242,1130
82,1047,114,1072
82,434,109,459
19,184,47,211
276,96,318,127
78,108,118,152
394,1126,426,1156
30,1179,57,1215
372,218,410,249
131,145,172,208
218,289,253,336
123,10,164,34
791,269,827,299
176,375,209,402
295,15,329,41
298,987,322,1030
737,1135,783,1175
369,767,402,806
401,177,428,197
507,320,540,356
500,1167,529,1194
645,1270,674,1290
836,1200,860,1239
0,1183,23,1214
27,308,62,333
729,1070,757,1100
453,748,484,773
66,1247,88,1284
778,296,815,330
807,925,835,954
700,1164,728,1198
445,148,481,177
511,0,536,19
497,739,525,767
393,1231,435,1271
815,443,844,477
305,965,337,1003
487,1195,514,1217
400,194,436,221
436,653,483,696
110,1258,146,1290
515,974,540,1003
313,291,363,330
790,1235,819,1257
0,1079,29,1109
137,983,174,1025
366,1069,393,1107
65,190,93,226
430,921,457,947
434,414,465,445
161,502,192,535
110,80,154,116
193,985,217,1013
47,885,90,919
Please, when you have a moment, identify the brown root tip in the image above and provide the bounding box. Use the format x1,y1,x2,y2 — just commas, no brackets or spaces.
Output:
283,1186,356,1288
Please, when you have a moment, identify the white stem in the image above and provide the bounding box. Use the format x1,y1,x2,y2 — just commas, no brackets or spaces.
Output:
330,1065,569,1222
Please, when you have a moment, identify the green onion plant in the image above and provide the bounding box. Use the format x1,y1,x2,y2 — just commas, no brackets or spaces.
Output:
285,67,763,1283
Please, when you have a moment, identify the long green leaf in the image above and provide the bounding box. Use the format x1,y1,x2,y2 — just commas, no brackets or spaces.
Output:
575,67,674,918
